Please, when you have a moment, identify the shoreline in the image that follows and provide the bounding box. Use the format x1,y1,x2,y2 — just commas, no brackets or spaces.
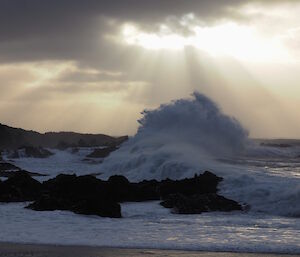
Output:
0,243,297,257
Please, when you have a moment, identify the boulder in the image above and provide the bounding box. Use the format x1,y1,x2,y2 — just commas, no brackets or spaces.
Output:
0,162,21,172
86,146,118,158
71,198,121,218
107,175,160,202
158,171,222,198
0,161,46,178
0,172,42,202
135,179,160,201
160,193,242,214
27,174,121,218
10,146,53,159
27,195,121,218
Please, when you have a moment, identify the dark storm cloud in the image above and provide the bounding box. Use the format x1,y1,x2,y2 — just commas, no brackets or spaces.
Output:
1,0,291,65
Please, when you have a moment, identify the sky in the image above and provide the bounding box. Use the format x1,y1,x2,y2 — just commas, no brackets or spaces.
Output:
0,0,300,138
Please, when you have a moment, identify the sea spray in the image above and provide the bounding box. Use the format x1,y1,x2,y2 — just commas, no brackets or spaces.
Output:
100,92,249,181
100,92,300,217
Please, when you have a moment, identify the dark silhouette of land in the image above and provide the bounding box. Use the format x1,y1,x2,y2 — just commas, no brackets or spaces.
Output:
0,123,128,150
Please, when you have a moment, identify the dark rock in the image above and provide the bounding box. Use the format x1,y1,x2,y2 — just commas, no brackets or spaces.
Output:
27,174,121,218
0,161,46,178
9,146,53,159
24,170,244,218
0,170,47,178
22,146,54,158
0,162,21,172
26,195,69,211
260,143,291,148
158,171,222,198
42,174,105,200
107,175,160,202
71,198,121,218
86,146,118,158
160,193,242,214
0,171,42,202
56,141,71,150
135,180,160,201
27,195,121,218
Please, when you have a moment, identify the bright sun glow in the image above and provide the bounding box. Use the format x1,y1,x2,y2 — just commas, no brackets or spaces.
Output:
122,22,290,62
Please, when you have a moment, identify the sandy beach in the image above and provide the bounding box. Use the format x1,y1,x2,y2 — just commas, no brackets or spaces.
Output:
0,243,297,257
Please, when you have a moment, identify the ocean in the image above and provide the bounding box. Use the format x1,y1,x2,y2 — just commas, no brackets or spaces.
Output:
1,93,300,254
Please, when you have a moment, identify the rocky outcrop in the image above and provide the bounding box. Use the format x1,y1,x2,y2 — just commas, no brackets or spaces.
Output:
0,172,42,202
160,193,242,214
9,146,53,159
0,162,21,172
0,169,244,218
0,122,128,150
158,171,222,197
27,174,122,218
0,161,46,177
86,146,118,158
107,175,159,202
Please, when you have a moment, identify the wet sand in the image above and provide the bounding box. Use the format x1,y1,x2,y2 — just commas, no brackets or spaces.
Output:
0,243,297,257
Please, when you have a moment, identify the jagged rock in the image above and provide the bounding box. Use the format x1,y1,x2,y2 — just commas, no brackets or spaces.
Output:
0,161,46,177
0,170,46,178
135,179,160,201
27,195,121,218
86,146,118,158
160,193,242,214
12,146,54,158
70,198,121,218
19,170,243,218
107,175,160,202
0,162,21,172
0,172,42,202
27,174,121,218
158,171,222,197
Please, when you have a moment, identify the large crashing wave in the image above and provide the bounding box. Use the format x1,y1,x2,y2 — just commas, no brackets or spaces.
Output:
100,92,249,181
100,92,300,217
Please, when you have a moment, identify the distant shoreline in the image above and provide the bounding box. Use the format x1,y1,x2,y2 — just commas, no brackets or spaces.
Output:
0,242,297,257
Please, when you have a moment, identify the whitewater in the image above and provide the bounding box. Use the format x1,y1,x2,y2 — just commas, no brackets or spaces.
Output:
1,92,300,254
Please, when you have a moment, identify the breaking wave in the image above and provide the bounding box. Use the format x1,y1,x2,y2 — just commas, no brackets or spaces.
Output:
100,92,300,217
101,92,249,180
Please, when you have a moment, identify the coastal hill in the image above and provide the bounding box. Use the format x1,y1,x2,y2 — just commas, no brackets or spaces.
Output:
0,123,128,150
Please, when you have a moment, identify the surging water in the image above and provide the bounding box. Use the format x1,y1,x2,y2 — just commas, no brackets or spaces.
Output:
100,92,300,217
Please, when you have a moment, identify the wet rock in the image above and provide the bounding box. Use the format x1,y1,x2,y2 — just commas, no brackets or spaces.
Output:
27,195,121,218
0,172,42,202
0,162,21,172
158,171,222,198
0,161,46,178
86,146,118,158
160,193,242,214
11,146,53,159
107,175,160,202
27,174,121,218
135,179,160,201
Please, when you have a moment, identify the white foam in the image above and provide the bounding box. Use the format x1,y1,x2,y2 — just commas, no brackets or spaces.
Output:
98,93,300,217
0,202,300,254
